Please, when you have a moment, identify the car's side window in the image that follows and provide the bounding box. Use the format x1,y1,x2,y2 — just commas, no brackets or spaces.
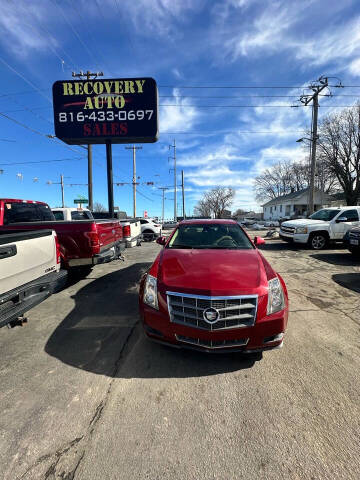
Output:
338,210,359,222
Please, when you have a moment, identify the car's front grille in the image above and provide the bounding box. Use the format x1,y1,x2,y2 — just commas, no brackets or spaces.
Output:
280,226,295,234
167,292,258,331
349,230,360,239
176,334,249,349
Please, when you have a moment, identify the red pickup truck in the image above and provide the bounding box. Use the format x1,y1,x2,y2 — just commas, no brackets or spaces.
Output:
0,199,125,270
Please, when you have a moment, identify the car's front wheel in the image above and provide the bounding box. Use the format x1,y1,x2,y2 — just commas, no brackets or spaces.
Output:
309,232,328,250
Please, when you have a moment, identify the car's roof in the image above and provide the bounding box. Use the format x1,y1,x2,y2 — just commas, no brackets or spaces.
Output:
179,219,237,225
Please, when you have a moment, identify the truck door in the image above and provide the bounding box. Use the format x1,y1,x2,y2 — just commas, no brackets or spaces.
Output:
333,209,360,239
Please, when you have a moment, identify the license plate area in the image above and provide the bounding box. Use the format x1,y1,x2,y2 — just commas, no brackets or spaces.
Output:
350,239,359,245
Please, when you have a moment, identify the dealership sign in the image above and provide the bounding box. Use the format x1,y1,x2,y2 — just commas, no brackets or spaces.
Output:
52,77,158,145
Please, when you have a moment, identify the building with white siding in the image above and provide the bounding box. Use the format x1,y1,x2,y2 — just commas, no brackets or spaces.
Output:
262,188,330,221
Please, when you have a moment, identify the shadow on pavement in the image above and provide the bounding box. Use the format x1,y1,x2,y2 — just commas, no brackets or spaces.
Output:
332,273,360,293
46,262,257,378
115,334,257,379
311,252,360,267
45,262,151,376
260,241,301,252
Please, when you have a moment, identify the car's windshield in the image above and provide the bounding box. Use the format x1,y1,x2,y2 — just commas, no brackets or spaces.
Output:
167,224,253,249
309,209,340,221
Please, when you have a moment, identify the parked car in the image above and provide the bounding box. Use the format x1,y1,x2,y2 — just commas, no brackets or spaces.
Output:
0,229,67,328
280,206,360,250
140,218,162,241
139,219,288,357
343,227,360,257
92,211,142,248
162,220,178,230
52,207,94,221
0,199,124,272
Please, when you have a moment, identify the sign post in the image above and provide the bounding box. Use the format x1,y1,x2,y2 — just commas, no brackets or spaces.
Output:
52,77,158,216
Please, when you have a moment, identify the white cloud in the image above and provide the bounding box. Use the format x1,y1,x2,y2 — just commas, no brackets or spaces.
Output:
160,88,200,133
0,1,55,57
348,58,360,76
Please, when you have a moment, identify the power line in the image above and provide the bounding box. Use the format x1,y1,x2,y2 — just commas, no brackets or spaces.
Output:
50,0,103,71
0,56,52,103
0,156,85,166
160,104,359,108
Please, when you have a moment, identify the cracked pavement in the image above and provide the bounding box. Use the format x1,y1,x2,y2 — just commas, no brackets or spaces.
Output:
0,239,359,479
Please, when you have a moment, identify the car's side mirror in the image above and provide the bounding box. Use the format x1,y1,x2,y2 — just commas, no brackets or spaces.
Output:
156,236,167,246
336,217,348,223
254,236,266,246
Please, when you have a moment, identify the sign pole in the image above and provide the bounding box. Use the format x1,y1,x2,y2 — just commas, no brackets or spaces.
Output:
106,140,114,218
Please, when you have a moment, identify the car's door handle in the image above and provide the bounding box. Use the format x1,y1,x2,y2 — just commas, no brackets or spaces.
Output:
0,244,17,259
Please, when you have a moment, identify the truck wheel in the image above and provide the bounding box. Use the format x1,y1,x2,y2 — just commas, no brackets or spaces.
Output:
143,230,155,242
309,232,328,250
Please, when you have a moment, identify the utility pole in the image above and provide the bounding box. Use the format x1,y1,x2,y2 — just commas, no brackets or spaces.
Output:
126,145,142,218
60,174,65,207
299,76,342,215
181,170,185,220
72,71,103,212
87,144,93,210
158,187,169,223
169,139,177,221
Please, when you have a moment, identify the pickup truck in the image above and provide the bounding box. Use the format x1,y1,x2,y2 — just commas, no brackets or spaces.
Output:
280,206,360,250
92,211,142,248
52,207,93,221
0,199,125,270
0,229,67,328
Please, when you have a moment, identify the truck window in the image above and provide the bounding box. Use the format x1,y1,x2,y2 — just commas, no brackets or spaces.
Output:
4,203,42,224
53,211,64,220
140,219,148,224
38,204,55,221
337,210,359,222
71,211,92,220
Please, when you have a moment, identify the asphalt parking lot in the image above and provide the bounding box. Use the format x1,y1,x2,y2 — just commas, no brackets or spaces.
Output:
0,237,359,480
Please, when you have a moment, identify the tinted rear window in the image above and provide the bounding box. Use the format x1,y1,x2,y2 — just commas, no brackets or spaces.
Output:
71,211,93,220
53,211,64,220
3,202,55,224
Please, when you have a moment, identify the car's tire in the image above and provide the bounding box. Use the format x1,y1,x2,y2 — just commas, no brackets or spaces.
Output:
349,247,360,258
143,230,155,242
309,232,328,250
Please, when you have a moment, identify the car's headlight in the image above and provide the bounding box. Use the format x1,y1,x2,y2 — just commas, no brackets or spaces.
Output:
295,226,308,234
143,274,159,310
267,277,285,315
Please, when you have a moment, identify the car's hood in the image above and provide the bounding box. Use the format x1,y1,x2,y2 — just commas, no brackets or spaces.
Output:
158,248,269,296
282,219,329,228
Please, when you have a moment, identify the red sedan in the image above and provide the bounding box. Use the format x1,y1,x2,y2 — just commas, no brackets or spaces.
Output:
139,219,288,358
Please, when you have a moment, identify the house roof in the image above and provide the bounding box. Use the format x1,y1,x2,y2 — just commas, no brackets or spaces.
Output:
262,187,330,207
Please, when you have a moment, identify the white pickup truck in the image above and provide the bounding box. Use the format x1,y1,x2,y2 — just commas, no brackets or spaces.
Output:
52,207,93,221
280,206,360,249
0,229,67,327
91,211,142,248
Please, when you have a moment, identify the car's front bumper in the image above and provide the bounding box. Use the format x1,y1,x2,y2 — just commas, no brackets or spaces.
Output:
280,231,309,244
140,304,287,353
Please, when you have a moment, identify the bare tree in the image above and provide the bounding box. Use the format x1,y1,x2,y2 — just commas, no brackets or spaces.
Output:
254,158,337,203
317,104,360,205
195,187,235,218
194,198,212,218
93,202,106,212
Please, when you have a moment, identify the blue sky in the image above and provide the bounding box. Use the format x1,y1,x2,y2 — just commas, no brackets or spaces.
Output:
1,0,360,218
